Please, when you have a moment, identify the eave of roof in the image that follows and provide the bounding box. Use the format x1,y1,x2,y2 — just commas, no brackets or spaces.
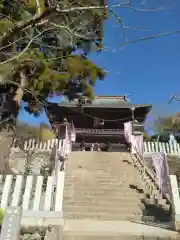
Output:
50,103,152,110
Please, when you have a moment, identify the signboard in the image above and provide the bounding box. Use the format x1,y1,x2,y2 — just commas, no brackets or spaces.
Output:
0,207,22,240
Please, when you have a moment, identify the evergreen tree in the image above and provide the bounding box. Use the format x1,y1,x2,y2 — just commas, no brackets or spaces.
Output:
0,0,107,123
0,0,107,169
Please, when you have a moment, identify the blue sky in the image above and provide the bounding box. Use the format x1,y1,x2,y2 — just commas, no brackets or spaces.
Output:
18,0,180,130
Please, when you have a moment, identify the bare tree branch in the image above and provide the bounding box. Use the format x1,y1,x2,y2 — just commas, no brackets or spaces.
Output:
121,30,180,46
168,95,180,104
0,27,55,65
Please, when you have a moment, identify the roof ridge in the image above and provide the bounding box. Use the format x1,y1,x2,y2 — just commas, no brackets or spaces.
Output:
96,96,126,99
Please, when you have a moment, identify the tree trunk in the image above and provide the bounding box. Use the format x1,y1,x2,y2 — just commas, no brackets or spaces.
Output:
0,72,27,173
13,71,27,105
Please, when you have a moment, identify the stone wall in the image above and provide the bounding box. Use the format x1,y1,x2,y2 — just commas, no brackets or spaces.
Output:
0,131,14,173
9,147,53,175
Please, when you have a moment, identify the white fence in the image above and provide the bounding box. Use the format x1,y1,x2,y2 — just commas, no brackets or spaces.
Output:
1,139,68,227
12,138,180,156
144,141,180,155
12,138,64,151
0,173,64,212
0,173,65,227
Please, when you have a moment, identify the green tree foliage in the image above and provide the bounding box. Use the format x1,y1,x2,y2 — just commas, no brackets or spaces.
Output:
0,0,106,120
151,113,180,142
143,131,151,141
0,208,4,224
153,114,180,134
15,121,56,141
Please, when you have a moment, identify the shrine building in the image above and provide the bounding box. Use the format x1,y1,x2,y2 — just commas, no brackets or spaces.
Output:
47,96,152,150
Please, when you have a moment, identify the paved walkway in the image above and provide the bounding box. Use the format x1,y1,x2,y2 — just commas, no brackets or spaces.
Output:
62,220,179,238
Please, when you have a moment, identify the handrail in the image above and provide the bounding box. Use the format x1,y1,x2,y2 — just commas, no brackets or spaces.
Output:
132,151,170,203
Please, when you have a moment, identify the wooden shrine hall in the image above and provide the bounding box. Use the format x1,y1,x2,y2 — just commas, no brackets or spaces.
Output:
47,96,152,150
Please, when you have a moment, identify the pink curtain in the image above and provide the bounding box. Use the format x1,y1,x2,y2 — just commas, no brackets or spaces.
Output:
152,153,170,196
124,121,132,143
131,134,144,158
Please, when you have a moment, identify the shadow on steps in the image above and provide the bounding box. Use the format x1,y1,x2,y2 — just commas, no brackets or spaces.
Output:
122,159,132,165
129,184,172,226
129,184,144,194
141,198,171,223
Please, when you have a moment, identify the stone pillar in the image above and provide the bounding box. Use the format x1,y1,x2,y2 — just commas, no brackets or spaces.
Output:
169,175,180,231
0,206,22,240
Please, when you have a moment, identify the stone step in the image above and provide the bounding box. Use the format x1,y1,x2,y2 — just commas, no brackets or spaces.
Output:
64,188,145,195
63,213,144,221
64,194,156,205
64,186,145,193
66,163,132,168
64,207,144,214
142,198,170,207
66,167,135,170
65,176,138,181
65,172,141,178
67,152,130,157
64,206,143,216
64,200,145,208
64,197,143,206
65,166,137,171
66,164,134,168
63,236,139,240
61,219,178,239
67,161,133,165
63,194,144,202
65,181,143,188
65,175,141,180
65,171,143,176
45,219,178,240
64,152,171,226
64,189,144,198
64,189,142,196
64,202,143,210
65,171,137,176
62,236,178,240
66,163,133,167
64,182,143,188
64,181,142,187
63,201,144,210
64,183,144,189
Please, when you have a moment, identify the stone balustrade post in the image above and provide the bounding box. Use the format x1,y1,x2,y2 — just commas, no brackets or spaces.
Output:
169,175,180,231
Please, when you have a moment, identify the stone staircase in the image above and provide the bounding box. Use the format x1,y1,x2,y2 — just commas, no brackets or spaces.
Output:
61,151,178,239
63,152,145,221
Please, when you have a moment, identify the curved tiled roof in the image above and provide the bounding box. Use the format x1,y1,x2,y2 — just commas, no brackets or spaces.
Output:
56,96,152,112
60,96,131,105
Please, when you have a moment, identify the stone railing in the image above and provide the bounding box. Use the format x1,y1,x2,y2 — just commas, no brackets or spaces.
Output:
133,141,180,230
144,141,180,155
131,151,171,204
169,175,180,231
